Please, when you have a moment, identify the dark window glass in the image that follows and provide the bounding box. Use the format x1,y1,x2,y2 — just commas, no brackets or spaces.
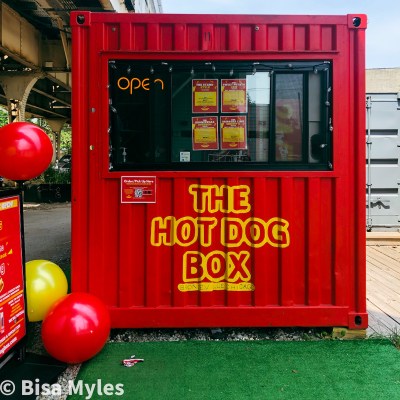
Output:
108,60,331,171
274,74,303,162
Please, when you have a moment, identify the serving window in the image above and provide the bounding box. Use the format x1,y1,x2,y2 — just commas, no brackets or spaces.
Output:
108,60,332,171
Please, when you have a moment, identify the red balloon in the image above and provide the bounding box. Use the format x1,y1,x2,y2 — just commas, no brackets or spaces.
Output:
0,122,53,181
41,292,111,364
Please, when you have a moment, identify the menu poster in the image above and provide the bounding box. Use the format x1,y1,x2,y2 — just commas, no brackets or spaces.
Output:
220,116,247,150
121,176,157,203
192,79,218,113
221,79,247,113
192,116,219,150
0,195,26,358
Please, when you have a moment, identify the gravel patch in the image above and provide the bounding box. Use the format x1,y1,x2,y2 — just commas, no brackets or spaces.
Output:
109,327,330,343
36,365,81,400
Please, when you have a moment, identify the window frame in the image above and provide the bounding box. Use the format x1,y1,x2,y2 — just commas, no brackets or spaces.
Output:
108,60,332,172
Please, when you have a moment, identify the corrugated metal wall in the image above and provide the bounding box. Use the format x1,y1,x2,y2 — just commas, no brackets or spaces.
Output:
98,17,340,53
366,93,400,230
71,13,367,329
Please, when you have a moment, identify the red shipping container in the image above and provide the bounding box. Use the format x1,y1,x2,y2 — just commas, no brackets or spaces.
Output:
71,12,367,329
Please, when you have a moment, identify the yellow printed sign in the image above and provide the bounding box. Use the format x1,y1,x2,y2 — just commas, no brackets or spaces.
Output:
221,79,247,113
220,116,247,150
223,90,245,104
192,117,219,150
194,92,217,108
0,199,18,212
222,127,245,142
194,128,216,143
192,79,219,113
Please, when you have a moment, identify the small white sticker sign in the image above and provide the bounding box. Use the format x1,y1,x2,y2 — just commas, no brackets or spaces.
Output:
180,152,191,162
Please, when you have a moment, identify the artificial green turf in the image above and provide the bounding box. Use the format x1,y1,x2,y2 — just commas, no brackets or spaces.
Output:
69,340,400,400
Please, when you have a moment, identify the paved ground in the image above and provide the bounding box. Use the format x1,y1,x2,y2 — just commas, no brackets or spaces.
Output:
23,203,71,267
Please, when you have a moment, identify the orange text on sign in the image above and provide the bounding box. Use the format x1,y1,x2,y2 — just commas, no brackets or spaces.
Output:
150,216,289,248
183,250,251,283
149,184,290,293
189,184,250,214
117,77,164,94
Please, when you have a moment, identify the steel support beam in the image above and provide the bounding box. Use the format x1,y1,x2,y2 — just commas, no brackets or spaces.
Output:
0,3,71,85
0,72,44,121
47,118,67,162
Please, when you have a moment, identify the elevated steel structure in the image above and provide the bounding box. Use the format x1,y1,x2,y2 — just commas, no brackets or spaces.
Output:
0,0,162,123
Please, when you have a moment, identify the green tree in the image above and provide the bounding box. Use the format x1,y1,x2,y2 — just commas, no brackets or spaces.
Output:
0,108,72,157
0,106,8,126
29,118,72,156
60,124,72,154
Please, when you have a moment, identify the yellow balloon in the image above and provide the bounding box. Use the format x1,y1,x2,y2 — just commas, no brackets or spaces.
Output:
25,260,68,322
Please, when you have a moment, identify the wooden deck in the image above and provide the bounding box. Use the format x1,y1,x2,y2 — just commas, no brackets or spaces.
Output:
367,244,400,336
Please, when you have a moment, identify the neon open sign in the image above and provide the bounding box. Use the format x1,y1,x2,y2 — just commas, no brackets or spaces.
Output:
117,77,165,94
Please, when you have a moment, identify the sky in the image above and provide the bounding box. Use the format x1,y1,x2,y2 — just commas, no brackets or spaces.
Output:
161,0,399,69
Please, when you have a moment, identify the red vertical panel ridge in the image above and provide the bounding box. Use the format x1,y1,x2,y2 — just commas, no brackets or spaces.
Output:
174,24,186,50
252,177,269,307
197,176,215,309
202,23,214,51
132,24,147,50
225,177,241,308
291,179,306,305
228,24,239,51
171,178,190,308
121,204,149,308
254,24,266,50
120,22,132,49
105,24,120,50
279,177,295,306
71,20,90,293
214,24,228,50
156,178,174,307
321,25,336,51
267,25,280,51
148,23,160,50
332,177,349,307
319,178,334,305
352,26,367,321
145,201,160,308
281,25,294,51
308,25,321,51
306,178,321,306
160,24,174,50
239,25,253,51
294,25,308,51
332,25,338,50
86,22,105,301
100,180,119,306
187,24,201,50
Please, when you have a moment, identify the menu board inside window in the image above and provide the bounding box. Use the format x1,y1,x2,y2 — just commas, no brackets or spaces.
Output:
192,116,219,150
220,116,247,150
221,79,247,113
192,79,218,113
